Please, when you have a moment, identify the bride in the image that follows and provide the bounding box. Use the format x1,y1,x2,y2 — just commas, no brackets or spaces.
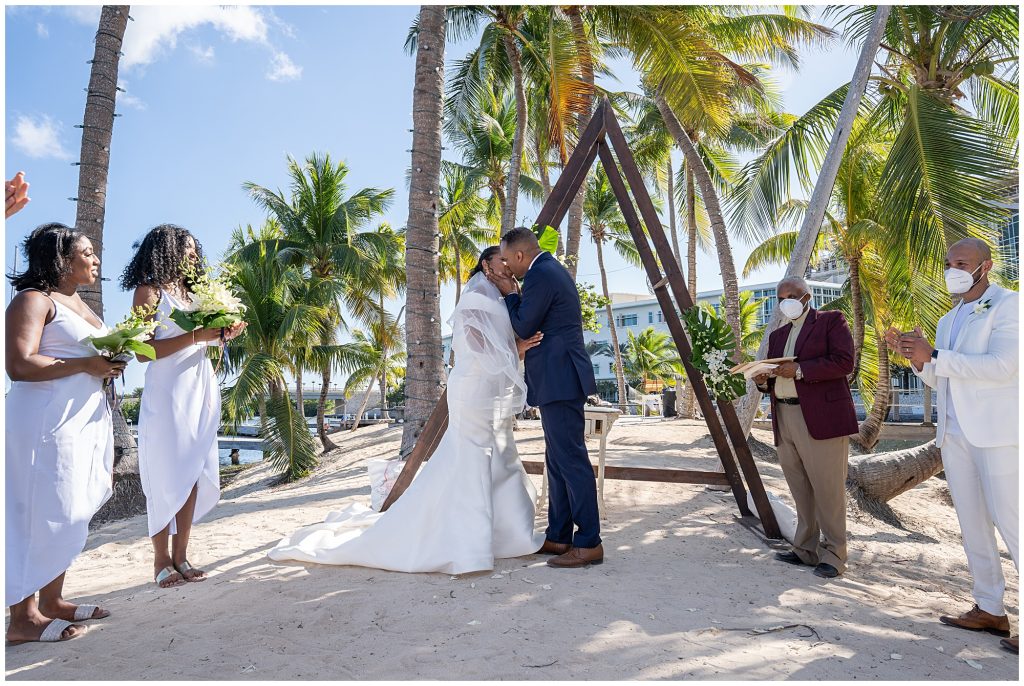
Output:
268,247,545,574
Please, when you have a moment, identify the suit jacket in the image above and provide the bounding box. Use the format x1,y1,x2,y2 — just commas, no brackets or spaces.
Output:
503,252,598,406
911,283,1018,448
765,308,857,444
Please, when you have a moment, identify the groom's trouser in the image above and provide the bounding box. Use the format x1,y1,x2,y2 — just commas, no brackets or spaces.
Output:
539,396,601,549
941,430,1019,616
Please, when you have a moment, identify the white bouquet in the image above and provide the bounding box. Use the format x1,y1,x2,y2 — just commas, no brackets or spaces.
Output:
169,260,246,332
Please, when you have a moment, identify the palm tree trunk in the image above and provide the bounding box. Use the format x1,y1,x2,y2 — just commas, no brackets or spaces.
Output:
655,94,741,346
848,254,865,382
855,329,891,451
401,5,447,457
75,5,128,318
77,6,135,524
259,392,269,461
453,240,463,304
596,238,628,413
848,440,942,505
535,127,552,200
350,381,376,433
922,381,933,426
379,372,390,420
501,33,527,234
317,365,338,453
295,366,304,417
682,160,698,419
738,5,891,437
563,5,595,279
667,156,681,263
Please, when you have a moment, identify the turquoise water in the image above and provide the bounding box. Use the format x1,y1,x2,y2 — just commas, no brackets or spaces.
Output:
217,448,264,466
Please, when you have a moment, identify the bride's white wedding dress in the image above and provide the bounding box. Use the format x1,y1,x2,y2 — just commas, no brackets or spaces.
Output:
268,273,544,574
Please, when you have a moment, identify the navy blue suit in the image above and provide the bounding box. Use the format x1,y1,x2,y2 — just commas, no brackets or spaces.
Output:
504,251,601,548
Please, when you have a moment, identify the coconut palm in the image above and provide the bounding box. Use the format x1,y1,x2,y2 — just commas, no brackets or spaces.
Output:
436,162,500,304
244,152,394,452
344,313,407,432
401,5,447,456
583,166,642,412
622,327,684,392
221,223,354,480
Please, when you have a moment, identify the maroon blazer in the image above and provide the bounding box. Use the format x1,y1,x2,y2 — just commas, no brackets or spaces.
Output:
764,308,858,445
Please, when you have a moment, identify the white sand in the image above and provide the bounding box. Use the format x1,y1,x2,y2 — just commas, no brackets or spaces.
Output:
5,419,1018,680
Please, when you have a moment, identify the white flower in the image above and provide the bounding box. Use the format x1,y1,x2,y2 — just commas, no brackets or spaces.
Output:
972,299,992,316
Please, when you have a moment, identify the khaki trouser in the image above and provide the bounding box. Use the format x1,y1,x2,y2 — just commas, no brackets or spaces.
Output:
776,403,849,572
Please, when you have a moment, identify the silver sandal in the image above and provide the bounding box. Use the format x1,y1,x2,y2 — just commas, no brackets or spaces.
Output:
174,560,207,582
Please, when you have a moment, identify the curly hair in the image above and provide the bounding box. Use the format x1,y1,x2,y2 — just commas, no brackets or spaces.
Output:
119,224,205,291
8,223,86,293
468,245,501,280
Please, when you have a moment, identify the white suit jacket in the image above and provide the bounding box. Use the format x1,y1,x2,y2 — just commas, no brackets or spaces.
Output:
912,284,1018,448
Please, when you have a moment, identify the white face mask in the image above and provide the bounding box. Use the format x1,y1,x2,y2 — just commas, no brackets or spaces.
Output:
778,296,808,320
944,265,983,295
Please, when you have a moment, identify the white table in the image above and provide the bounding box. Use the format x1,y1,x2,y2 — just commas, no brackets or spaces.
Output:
537,406,622,517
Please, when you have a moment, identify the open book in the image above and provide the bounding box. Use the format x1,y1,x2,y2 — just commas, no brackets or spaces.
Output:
729,356,797,380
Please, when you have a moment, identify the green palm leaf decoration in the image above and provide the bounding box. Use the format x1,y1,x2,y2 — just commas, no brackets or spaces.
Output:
680,305,746,401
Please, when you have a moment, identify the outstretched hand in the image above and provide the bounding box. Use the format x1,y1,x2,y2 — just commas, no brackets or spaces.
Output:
6,172,30,218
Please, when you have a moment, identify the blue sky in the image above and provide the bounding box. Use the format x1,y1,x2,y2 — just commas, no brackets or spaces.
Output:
5,5,858,391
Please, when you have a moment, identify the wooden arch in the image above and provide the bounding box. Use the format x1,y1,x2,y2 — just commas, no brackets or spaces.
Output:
384,98,781,541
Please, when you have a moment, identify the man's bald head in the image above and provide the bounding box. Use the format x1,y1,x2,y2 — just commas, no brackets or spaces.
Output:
777,276,810,299
948,238,992,263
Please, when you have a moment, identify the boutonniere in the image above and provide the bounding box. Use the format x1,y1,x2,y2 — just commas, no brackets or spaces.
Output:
972,299,992,315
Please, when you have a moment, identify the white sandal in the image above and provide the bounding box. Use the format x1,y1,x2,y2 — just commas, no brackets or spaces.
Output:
73,604,106,621
6,619,85,645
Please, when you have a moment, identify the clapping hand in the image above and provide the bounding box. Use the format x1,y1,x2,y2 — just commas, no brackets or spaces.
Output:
6,172,30,218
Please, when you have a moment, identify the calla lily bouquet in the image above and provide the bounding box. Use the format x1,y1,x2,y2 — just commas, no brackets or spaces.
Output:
87,304,161,364
169,260,247,333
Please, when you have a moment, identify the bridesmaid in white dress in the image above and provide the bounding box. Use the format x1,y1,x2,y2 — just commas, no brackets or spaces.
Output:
269,248,545,574
6,224,126,644
120,225,245,588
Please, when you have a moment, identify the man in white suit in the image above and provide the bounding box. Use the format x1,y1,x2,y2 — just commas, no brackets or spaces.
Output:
886,238,1018,654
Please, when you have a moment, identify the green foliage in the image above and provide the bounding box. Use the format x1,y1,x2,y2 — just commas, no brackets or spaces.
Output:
577,282,610,334
120,397,140,424
303,399,334,417
534,224,560,254
680,305,746,401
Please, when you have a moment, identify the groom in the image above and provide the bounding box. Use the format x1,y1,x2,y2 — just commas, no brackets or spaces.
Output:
486,227,603,568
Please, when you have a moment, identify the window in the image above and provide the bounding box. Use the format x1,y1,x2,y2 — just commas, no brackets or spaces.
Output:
657,311,663,322
608,362,615,374
592,363,600,376
648,311,654,323
616,313,638,327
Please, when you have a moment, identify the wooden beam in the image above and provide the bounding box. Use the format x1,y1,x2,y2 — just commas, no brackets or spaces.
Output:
522,460,731,485
596,139,751,515
533,103,606,231
380,389,449,512
601,99,782,540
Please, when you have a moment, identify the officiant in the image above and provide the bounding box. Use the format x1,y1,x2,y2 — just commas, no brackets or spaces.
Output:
754,276,857,579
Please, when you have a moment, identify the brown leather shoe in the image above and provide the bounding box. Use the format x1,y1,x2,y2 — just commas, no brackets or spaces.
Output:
547,544,604,568
1000,636,1018,654
939,605,1011,637
536,540,571,556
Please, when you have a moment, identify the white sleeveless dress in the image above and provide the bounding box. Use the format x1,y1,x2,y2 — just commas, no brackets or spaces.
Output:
268,274,544,574
5,295,114,606
137,289,221,538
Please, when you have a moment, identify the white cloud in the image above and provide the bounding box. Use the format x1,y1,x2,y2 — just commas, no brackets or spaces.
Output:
120,6,269,70
36,22,49,38
266,51,302,82
116,80,146,110
188,43,216,64
64,6,102,26
10,115,72,160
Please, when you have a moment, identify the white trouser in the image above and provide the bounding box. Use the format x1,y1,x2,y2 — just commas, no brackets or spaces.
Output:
941,431,1019,615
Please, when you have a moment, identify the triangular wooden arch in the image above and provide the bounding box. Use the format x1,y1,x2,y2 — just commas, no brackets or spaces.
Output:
384,98,781,541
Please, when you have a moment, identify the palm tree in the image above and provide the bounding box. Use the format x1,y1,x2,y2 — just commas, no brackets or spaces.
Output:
401,5,447,457
622,327,684,394
583,166,642,412
344,313,407,431
221,223,336,480
436,163,500,304
244,152,394,452
76,6,138,523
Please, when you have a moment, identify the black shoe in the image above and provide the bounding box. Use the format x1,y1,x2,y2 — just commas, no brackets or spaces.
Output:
774,551,810,566
813,563,840,579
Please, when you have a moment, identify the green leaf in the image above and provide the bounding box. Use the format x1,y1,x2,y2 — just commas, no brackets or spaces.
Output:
535,224,560,254
122,339,157,360
169,309,201,332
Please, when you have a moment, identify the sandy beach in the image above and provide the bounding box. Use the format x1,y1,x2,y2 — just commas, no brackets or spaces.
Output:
5,419,1018,680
